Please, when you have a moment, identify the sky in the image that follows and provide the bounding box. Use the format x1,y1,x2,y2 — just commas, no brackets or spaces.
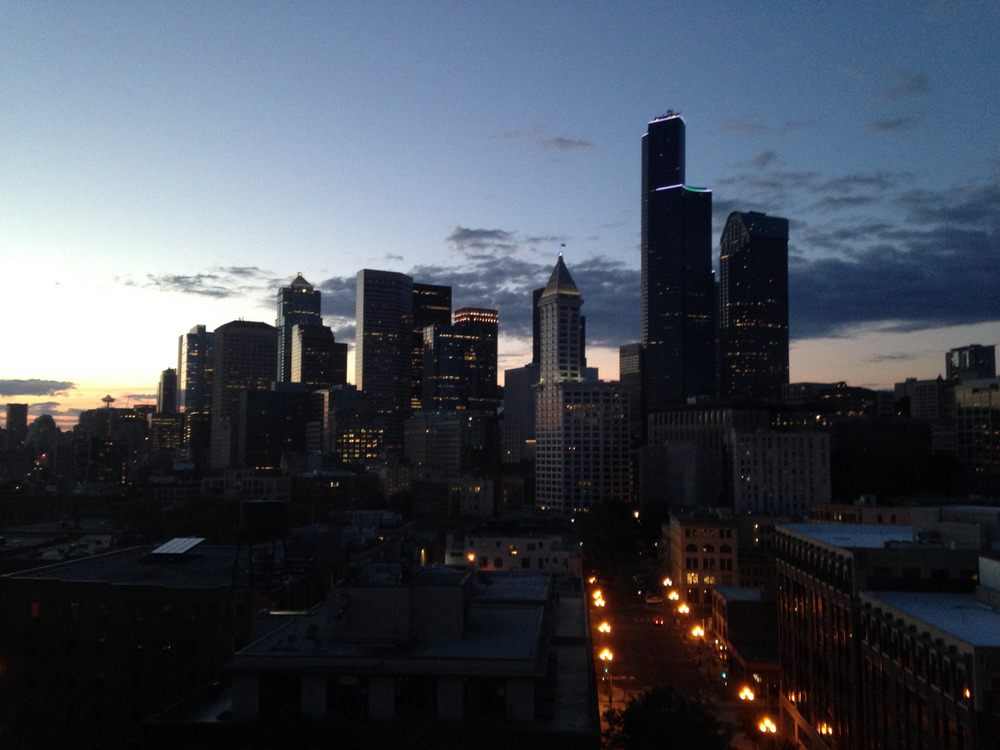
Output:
3,1,998,430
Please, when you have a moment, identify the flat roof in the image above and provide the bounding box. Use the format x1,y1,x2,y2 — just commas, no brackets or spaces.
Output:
865,591,1000,646
235,603,544,672
781,523,914,549
4,545,244,588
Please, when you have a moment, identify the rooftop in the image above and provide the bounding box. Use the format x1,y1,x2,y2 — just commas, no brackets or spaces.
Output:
780,523,914,549
864,591,1000,646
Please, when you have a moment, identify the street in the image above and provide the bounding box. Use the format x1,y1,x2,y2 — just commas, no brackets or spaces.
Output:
588,571,768,748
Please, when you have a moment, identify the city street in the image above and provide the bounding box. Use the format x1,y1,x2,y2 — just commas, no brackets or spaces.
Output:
588,571,767,748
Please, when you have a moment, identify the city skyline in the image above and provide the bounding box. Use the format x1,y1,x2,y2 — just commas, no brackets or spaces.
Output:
4,3,999,429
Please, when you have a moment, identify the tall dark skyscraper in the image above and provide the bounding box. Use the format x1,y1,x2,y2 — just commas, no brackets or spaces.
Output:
157,368,178,414
291,324,348,390
177,324,214,414
411,283,452,409
422,307,499,412
356,269,415,452
719,211,790,401
4,403,28,450
210,320,278,469
640,113,715,411
276,273,322,383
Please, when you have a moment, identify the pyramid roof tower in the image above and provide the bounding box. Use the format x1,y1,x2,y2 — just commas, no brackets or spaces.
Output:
539,254,582,302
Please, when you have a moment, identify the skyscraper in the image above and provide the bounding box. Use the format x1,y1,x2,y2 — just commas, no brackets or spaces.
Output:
291,324,348,390
177,324,214,414
946,344,996,382
4,403,28,451
411,283,452,409
355,270,414,452
157,368,178,414
535,257,630,513
422,307,499,412
719,211,790,401
276,273,322,383
640,113,715,411
210,320,279,469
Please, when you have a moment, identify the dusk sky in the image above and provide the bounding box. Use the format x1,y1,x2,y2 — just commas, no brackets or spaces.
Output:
3,2,998,429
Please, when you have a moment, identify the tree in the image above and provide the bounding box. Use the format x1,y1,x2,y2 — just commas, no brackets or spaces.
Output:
604,687,735,750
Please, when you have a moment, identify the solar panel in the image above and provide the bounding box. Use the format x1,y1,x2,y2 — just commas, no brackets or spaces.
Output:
150,537,205,555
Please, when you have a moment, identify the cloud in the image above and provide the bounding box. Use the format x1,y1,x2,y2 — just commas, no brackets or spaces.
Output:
740,150,780,169
0,379,76,397
883,69,929,101
490,125,595,153
718,119,818,135
869,352,918,363
540,137,595,151
446,226,519,255
868,116,916,134
789,177,1000,338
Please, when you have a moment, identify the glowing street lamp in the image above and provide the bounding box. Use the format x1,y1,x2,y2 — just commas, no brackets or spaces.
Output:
691,625,705,638
595,596,606,607
739,686,756,701
668,590,679,601
759,717,777,734
592,590,602,601
598,621,611,634
662,577,672,587
678,603,690,615
600,648,614,705
466,552,476,563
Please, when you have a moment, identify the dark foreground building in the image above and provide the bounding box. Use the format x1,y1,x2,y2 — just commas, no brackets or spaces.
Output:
0,541,318,749
145,566,599,749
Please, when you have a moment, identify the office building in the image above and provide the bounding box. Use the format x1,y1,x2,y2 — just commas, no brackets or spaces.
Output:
719,211,789,401
276,273,322,383
946,344,996,383
145,566,598,749
775,514,995,750
157,367,177,414
422,307,499,412
534,257,630,513
411,282,452,409
0,542,315,749
210,320,279,470
355,270,415,452
640,113,715,411
177,324,214,414
4,403,28,450
291,324,347,390
730,429,830,514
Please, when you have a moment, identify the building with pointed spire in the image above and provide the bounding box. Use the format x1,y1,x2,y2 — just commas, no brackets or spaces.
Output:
534,256,630,513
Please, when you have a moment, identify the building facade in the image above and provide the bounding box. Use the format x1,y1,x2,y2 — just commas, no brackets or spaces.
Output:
719,211,789,401
210,320,279,470
276,273,322,383
534,257,630,513
640,113,715,412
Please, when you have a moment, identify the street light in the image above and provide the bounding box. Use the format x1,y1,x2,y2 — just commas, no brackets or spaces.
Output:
598,621,611,634
668,590,679,601
678,603,690,614
691,625,705,638
663,577,672,587
739,686,755,701
600,648,614,705
759,717,777,734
